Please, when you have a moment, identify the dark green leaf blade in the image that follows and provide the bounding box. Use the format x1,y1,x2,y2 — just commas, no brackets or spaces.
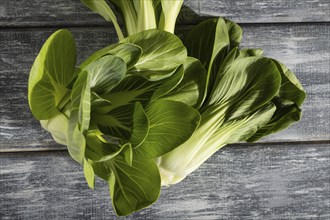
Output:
95,104,136,140
85,132,127,162
247,99,302,142
184,18,233,100
185,18,229,68
207,57,281,121
103,68,186,109
219,102,277,144
150,65,184,101
247,61,306,142
109,156,161,216
94,102,149,148
91,91,112,114
161,57,207,109
135,100,200,158
225,18,243,48
273,60,306,106
215,47,264,81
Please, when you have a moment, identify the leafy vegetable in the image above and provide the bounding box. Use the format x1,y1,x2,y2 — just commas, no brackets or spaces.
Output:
157,17,305,185
157,56,281,184
28,0,306,216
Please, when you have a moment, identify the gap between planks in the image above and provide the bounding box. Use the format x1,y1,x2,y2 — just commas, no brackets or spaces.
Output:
1,140,329,154
1,21,330,31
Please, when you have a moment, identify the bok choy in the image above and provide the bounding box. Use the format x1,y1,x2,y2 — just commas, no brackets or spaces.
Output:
28,0,305,216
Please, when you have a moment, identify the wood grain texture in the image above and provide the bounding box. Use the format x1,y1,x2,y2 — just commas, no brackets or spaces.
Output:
0,142,329,219
1,1,328,219
1,23,329,152
0,0,329,28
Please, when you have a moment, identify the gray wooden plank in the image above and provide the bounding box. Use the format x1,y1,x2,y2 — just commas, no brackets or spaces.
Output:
0,142,329,219
0,0,329,28
1,23,329,152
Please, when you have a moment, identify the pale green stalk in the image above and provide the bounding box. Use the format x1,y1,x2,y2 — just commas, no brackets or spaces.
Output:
156,106,227,185
136,0,157,33
157,102,276,186
158,0,184,33
110,0,138,35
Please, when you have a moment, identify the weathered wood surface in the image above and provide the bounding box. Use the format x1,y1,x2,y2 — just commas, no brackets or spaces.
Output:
0,0,329,28
1,0,329,219
0,142,329,219
1,23,329,152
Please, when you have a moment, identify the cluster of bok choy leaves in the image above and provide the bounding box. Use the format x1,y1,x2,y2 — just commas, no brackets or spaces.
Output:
28,0,305,216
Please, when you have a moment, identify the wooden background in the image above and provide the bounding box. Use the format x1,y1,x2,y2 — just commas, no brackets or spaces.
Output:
0,0,329,219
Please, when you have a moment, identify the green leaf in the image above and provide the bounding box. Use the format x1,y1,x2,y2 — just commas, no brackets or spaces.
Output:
184,18,231,100
40,111,69,145
62,54,126,154
247,61,306,142
185,18,229,71
216,102,277,144
157,57,281,184
79,43,142,71
185,18,244,100
95,104,136,140
150,65,184,101
67,116,86,164
102,68,185,109
84,55,126,94
84,158,95,189
28,29,76,120
213,47,264,89
90,152,161,216
85,133,132,162
247,99,302,142
67,71,91,164
129,103,150,148
101,75,155,109
135,100,200,158
108,43,142,69
108,155,161,216
91,91,112,114
225,19,243,48
122,30,187,80
80,0,124,40
217,47,263,76
161,57,207,109
79,44,117,70
273,61,306,106
207,57,281,120
94,102,149,148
